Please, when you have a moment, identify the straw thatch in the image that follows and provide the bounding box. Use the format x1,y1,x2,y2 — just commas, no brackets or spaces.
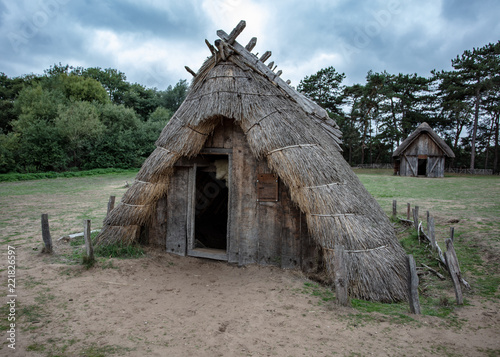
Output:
96,21,408,302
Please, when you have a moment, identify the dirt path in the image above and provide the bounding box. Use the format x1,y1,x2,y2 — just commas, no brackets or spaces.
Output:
1,242,498,357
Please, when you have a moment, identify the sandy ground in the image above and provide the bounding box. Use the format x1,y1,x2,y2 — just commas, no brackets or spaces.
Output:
1,175,499,356
0,242,498,357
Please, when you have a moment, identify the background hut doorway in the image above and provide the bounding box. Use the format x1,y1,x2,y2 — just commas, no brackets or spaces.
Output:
418,155,428,176
187,154,230,261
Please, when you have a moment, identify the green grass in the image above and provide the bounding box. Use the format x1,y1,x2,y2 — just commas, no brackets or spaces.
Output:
0,168,139,182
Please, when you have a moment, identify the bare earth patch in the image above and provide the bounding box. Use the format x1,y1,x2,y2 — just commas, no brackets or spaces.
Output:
1,173,499,356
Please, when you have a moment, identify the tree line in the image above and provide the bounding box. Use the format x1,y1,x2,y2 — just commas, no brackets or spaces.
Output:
1,41,498,174
297,41,500,173
0,64,187,173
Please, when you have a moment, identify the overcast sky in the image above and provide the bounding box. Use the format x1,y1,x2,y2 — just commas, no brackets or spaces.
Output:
1,0,499,89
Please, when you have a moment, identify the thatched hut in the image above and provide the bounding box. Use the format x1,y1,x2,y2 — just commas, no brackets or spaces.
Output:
97,21,408,302
393,122,455,178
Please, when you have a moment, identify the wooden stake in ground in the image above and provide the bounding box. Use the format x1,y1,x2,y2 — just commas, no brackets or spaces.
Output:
41,213,53,253
428,216,436,251
407,254,421,314
392,200,397,218
84,219,94,262
413,206,419,231
407,203,411,220
334,245,350,307
107,195,116,217
444,238,463,305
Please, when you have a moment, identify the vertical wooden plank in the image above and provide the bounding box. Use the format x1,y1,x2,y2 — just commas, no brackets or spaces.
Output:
227,153,239,263
187,164,197,251
407,203,411,220
232,125,258,265
256,160,282,266
280,180,302,269
407,254,421,314
392,200,397,218
445,238,463,305
83,219,94,261
165,168,189,255
334,245,350,307
41,213,52,254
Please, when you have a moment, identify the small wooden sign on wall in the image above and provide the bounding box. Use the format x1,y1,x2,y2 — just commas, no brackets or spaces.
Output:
256,173,278,202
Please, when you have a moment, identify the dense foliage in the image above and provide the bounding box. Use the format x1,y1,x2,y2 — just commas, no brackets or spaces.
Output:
298,41,500,172
0,64,187,173
1,41,498,174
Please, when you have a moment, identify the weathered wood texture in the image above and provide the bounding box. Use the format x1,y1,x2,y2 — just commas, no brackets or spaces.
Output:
41,213,52,253
84,219,94,261
445,238,463,305
398,133,447,177
407,254,421,314
107,195,116,217
334,245,350,306
148,118,318,269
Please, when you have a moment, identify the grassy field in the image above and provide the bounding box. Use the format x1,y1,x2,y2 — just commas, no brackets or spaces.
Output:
0,169,499,356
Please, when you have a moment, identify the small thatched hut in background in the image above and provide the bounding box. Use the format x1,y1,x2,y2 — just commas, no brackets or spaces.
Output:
393,122,455,178
97,21,408,302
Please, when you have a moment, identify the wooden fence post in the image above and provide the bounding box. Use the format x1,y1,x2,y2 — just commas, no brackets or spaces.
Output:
41,213,53,254
84,219,94,262
107,195,116,216
334,245,350,307
407,203,411,220
450,227,455,242
407,254,421,314
412,206,419,231
445,238,463,305
392,200,397,218
428,216,436,251
426,211,430,234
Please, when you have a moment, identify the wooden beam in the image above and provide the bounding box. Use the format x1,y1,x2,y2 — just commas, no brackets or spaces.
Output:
245,37,257,51
185,66,196,77
214,40,226,61
260,51,272,63
221,20,246,45
205,39,216,55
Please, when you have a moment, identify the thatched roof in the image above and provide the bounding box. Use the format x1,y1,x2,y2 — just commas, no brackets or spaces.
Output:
96,21,408,302
393,122,455,158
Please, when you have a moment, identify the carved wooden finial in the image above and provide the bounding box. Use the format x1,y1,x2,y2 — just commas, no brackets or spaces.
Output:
245,37,257,51
276,70,283,77
267,61,274,69
185,66,196,77
260,51,272,63
286,79,291,85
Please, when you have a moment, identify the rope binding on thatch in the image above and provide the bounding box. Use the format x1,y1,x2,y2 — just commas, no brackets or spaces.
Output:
303,182,346,189
323,245,388,253
310,213,355,217
267,144,318,155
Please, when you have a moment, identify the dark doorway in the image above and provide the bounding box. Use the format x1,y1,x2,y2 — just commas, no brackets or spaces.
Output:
418,158,427,176
194,158,228,251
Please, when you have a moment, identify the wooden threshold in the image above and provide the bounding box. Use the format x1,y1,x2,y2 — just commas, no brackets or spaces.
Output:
187,248,228,261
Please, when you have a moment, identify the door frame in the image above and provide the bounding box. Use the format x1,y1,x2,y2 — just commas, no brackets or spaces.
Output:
186,150,232,261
